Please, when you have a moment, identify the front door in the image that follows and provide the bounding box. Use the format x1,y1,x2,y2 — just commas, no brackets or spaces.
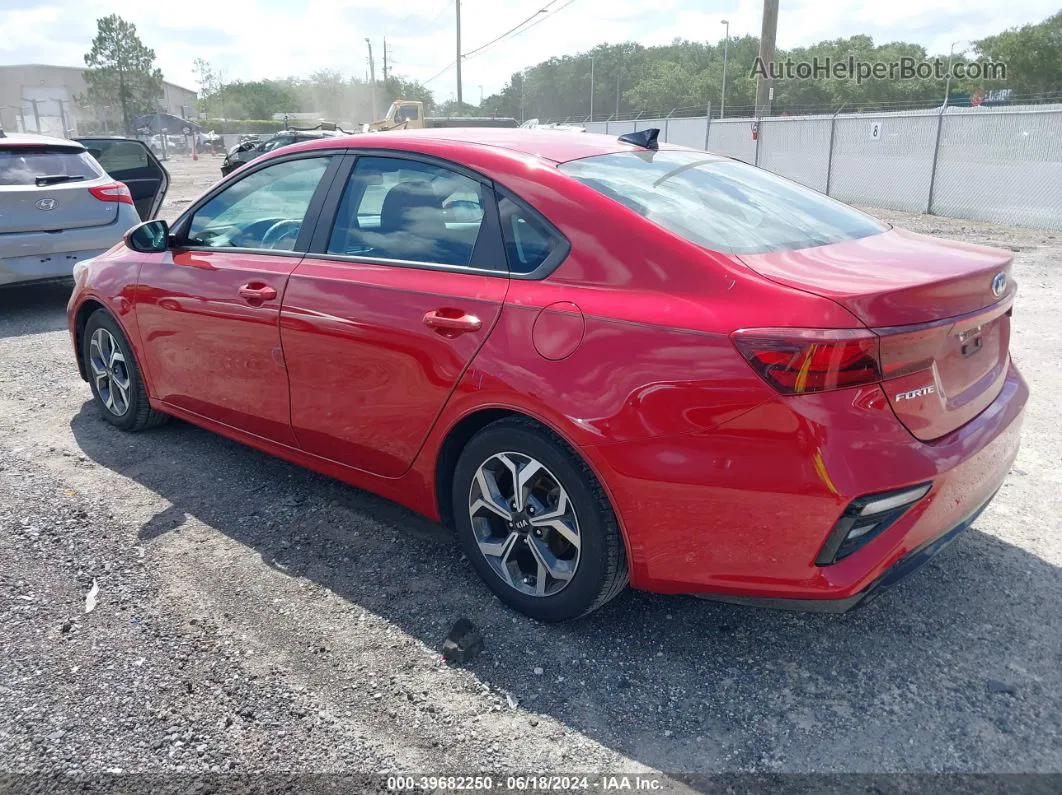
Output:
136,154,338,446
282,154,509,476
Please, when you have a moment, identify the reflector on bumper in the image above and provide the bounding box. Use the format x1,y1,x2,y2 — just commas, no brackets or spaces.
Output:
816,483,932,565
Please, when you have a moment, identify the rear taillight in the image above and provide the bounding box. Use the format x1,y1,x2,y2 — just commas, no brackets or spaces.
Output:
732,328,882,394
88,181,133,205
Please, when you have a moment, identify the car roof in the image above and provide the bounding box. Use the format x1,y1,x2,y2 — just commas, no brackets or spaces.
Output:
291,127,709,164
0,131,85,150
282,130,341,138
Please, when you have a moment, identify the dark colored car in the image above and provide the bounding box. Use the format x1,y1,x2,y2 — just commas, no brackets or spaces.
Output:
68,128,1026,622
220,130,343,176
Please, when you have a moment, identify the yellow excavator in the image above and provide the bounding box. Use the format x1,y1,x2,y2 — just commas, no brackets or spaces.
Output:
367,100,518,132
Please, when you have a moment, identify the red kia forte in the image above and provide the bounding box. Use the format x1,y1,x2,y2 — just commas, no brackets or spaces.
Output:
67,128,1027,622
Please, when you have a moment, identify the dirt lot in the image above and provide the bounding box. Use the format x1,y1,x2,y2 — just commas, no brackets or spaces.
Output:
1,153,1060,784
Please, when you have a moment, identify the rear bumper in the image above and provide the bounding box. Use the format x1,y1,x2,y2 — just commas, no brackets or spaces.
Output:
695,488,997,612
0,208,138,287
583,360,1028,604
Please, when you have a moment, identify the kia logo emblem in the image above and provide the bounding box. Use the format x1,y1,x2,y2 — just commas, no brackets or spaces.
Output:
991,272,1007,298
35,198,58,211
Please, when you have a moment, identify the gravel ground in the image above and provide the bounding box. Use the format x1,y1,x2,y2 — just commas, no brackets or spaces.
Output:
1,154,1060,785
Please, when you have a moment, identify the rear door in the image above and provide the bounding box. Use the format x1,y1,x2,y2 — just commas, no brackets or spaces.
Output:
281,153,509,476
76,137,169,220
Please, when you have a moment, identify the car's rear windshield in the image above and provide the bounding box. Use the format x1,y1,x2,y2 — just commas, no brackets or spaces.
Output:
0,146,102,187
559,151,887,254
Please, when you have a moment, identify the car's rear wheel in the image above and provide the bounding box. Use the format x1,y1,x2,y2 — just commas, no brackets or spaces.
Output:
452,418,628,622
83,309,168,432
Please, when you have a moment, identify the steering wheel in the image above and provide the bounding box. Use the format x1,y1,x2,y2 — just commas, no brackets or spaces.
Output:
444,199,483,222
260,219,302,250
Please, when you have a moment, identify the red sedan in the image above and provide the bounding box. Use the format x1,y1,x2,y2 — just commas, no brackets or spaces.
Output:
67,128,1027,622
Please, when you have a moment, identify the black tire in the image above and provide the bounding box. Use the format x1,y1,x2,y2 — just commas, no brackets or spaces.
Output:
452,418,628,622
82,309,168,432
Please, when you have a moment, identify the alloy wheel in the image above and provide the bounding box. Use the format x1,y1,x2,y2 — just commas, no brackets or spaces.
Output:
468,452,581,597
88,327,131,417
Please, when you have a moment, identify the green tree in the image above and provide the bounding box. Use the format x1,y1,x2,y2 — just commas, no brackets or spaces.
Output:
216,80,299,120
193,58,220,117
971,11,1062,97
382,76,436,114
82,15,163,134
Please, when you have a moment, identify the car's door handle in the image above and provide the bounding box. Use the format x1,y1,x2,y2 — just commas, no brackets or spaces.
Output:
238,283,278,302
423,309,482,333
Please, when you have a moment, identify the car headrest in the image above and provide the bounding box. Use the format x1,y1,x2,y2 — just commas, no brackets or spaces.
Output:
378,180,446,236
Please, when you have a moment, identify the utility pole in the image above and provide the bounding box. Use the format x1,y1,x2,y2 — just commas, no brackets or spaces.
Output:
455,0,463,107
383,37,389,83
615,72,621,118
755,0,779,117
589,56,594,120
720,19,730,119
51,98,70,137
1,105,27,132
217,68,226,121
366,38,378,120
943,41,963,105
23,98,43,133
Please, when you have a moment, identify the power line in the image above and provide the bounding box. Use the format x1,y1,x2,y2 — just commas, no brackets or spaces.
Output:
427,0,454,23
423,0,578,85
473,0,577,57
463,0,564,59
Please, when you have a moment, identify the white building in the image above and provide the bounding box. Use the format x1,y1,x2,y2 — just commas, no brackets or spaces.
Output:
0,64,197,137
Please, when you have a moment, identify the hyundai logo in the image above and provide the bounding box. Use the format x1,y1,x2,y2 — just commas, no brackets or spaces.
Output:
991,271,1007,298
35,198,58,211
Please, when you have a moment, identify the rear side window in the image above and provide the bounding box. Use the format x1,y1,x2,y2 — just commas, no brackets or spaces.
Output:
327,156,486,268
0,146,101,186
87,141,149,174
498,194,566,275
559,151,886,254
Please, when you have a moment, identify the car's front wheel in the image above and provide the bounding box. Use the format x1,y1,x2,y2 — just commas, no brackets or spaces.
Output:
82,309,168,432
452,418,628,622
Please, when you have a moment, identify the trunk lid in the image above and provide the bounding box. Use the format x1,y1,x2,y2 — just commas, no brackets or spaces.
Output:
739,228,1014,441
0,144,117,234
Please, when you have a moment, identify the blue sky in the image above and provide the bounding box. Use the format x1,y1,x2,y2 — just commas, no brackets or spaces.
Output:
0,0,1057,99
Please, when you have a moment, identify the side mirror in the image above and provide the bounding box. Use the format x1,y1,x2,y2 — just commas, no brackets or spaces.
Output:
125,219,170,253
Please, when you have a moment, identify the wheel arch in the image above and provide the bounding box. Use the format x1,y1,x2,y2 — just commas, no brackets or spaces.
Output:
73,298,109,382
432,407,632,566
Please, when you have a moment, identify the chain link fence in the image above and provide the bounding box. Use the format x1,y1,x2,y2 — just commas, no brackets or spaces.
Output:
581,104,1062,231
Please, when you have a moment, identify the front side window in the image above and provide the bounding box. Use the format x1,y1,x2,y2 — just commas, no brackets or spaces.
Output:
187,156,331,250
259,135,294,153
327,156,485,267
559,151,887,254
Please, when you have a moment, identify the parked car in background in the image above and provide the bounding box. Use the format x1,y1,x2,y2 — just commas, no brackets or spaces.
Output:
220,129,343,176
367,100,520,132
67,128,1026,622
0,132,167,287
147,134,186,156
